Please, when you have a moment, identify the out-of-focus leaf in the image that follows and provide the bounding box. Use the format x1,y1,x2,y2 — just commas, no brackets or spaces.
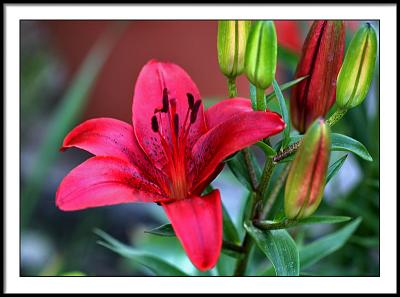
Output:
227,150,260,191
331,133,373,161
300,217,362,270
254,215,351,230
295,215,351,225
216,253,237,276
244,222,299,276
59,271,86,276
327,154,348,183
94,229,187,276
272,79,291,149
21,23,126,228
222,203,241,244
144,224,175,237
277,45,300,72
265,75,308,103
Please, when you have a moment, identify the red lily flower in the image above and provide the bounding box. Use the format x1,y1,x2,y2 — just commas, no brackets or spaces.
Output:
56,60,285,271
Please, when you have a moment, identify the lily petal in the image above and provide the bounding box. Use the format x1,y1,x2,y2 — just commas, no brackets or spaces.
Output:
132,60,207,170
61,118,168,187
191,111,285,188
56,156,169,211
205,98,253,129
162,190,222,271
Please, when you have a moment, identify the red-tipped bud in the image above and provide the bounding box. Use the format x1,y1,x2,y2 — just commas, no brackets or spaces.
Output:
290,21,345,133
284,118,331,219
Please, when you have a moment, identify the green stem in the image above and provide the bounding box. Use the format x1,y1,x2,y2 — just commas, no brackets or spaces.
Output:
228,77,238,98
273,108,348,163
255,87,266,111
222,240,244,254
326,107,348,127
242,148,258,191
261,163,291,219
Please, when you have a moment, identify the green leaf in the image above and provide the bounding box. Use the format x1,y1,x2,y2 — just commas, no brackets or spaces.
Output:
327,154,348,183
59,271,86,276
300,217,362,269
331,133,373,161
21,23,126,228
274,133,373,163
227,150,260,191
258,217,361,275
272,79,291,149
255,141,277,157
94,229,187,276
244,222,299,276
249,82,258,110
295,215,352,225
144,223,175,237
265,75,308,104
222,203,241,244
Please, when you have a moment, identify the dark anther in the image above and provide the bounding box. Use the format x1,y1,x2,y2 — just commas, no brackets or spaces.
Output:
161,88,169,113
156,202,161,206
151,115,159,132
187,93,194,109
174,114,179,137
190,100,202,123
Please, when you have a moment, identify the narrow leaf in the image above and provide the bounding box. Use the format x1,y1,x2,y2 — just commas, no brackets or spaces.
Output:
326,154,348,183
255,141,277,157
244,222,299,276
300,217,362,269
94,229,187,276
265,75,308,103
145,224,175,237
227,150,260,191
222,203,241,244
272,79,291,149
331,133,373,161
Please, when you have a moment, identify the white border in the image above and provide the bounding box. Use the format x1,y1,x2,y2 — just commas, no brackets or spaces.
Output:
5,4,397,294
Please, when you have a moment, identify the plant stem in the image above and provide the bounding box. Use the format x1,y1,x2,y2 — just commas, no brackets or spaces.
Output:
326,107,348,126
261,163,291,219
228,77,238,98
242,148,258,191
273,108,348,163
255,87,266,110
234,159,275,276
222,240,244,254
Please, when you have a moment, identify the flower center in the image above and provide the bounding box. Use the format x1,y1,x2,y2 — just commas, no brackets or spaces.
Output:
151,88,201,199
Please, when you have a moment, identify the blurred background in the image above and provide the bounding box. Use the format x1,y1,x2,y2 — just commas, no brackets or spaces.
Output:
20,20,379,276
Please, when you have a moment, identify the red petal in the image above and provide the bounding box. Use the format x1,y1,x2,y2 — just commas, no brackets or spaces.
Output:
162,190,222,271
191,111,285,188
132,60,207,170
61,118,168,188
205,98,253,129
56,156,169,211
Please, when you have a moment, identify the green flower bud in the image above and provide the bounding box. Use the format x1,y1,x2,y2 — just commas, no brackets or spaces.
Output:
244,20,277,90
336,22,378,109
217,20,251,79
284,119,331,220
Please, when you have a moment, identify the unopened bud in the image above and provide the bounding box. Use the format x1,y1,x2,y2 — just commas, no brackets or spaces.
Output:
336,22,378,109
290,21,345,133
217,20,251,79
244,20,277,90
284,118,331,219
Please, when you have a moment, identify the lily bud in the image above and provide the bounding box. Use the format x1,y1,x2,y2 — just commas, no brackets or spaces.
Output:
217,20,252,79
290,21,345,133
284,118,331,219
336,22,378,109
244,20,277,90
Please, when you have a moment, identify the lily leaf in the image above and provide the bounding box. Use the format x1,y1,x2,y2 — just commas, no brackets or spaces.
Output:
244,222,299,276
227,150,260,191
326,154,348,183
94,229,187,276
300,217,362,269
255,141,277,157
265,75,308,103
275,134,372,162
144,223,175,237
331,133,373,162
272,79,291,149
